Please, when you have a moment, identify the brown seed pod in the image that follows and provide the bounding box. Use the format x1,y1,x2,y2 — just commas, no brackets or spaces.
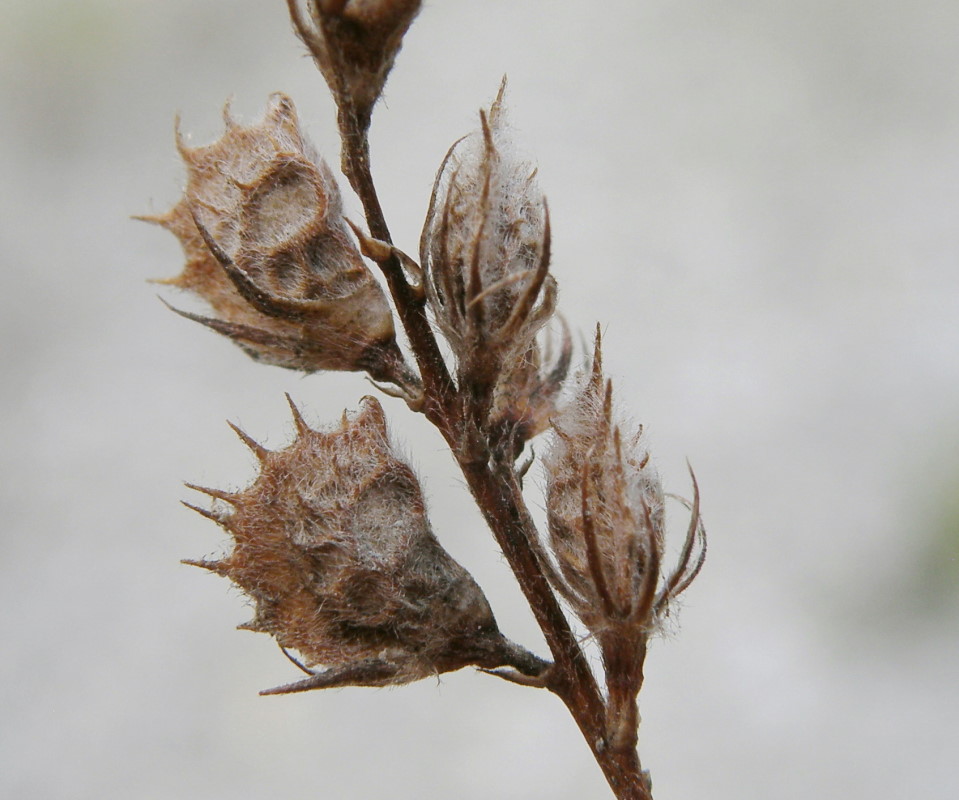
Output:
544,327,705,635
142,93,407,382
287,0,422,131
184,395,542,693
489,318,571,450
542,327,706,750
421,83,555,373
420,82,559,437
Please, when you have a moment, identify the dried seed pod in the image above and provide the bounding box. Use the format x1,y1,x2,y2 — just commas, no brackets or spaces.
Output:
489,318,571,450
421,82,557,419
287,0,421,130
184,395,542,693
142,93,407,382
542,326,706,750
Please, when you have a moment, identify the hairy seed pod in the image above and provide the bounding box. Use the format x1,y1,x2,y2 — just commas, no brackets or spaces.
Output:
142,93,405,381
287,0,422,131
183,395,540,694
421,82,557,406
544,327,705,634
543,327,706,750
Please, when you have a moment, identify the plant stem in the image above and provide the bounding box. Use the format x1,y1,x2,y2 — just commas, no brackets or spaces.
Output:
338,108,456,428
337,108,654,800
461,459,653,800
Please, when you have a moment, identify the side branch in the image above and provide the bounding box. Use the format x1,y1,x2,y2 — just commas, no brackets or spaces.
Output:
459,458,652,800
337,108,456,428
333,85,654,800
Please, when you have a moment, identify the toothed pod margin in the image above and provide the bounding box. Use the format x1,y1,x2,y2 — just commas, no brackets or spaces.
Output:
142,94,403,380
183,395,520,690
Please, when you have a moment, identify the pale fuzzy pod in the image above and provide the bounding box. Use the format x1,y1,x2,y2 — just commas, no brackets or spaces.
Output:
144,94,401,378
544,331,705,751
184,396,509,690
543,328,706,642
421,83,556,378
544,341,666,635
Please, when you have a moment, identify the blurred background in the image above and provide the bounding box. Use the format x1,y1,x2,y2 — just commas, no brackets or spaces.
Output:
2,1,957,798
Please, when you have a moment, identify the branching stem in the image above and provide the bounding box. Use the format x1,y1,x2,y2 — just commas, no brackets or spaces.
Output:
337,105,456,430
337,104,654,800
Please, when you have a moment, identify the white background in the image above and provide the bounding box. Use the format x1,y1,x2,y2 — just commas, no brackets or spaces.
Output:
2,1,958,797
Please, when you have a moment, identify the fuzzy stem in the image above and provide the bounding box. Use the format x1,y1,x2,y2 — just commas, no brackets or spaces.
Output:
336,94,653,800
337,105,456,429
460,458,653,800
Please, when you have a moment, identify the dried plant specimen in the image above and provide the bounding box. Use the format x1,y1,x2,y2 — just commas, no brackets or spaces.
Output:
543,328,706,750
185,395,544,694
142,94,409,383
144,4,706,798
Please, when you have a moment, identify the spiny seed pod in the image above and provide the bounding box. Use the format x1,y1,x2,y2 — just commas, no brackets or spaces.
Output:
420,82,557,406
287,0,421,131
542,327,706,750
142,93,406,382
184,395,541,694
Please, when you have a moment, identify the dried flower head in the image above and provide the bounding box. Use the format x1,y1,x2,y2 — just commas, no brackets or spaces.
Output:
142,93,406,382
421,82,558,425
543,327,706,749
184,395,540,694
287,0,421,131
